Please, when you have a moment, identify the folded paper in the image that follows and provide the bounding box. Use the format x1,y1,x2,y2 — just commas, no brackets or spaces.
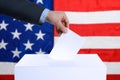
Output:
49,29,85,60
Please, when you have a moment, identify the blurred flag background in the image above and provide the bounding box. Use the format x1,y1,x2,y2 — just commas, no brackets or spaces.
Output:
54,0,120,80
0,0,53,79
0,0,120,80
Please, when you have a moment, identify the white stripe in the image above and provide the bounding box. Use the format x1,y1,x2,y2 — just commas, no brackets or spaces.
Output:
0,62,120,74
104,62,120,74
65,11,120,24
54,36,120,49
0,62,16,74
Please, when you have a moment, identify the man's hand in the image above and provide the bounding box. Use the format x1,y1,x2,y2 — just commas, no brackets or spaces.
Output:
46,11,69,34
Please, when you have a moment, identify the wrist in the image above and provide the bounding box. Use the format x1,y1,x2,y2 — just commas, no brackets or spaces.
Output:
45,11,53,23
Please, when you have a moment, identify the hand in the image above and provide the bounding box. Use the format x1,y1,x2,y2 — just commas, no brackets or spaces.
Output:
46,11,69,34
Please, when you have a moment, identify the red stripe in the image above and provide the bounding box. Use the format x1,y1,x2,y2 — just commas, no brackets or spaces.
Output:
0,75,119,80
78,49,120,62
54,24,120,36
0,75,14,80
54,0,120,11
107,75,120,80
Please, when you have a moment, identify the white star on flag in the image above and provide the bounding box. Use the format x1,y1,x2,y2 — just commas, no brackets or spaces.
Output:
24,23,34,31
11,48,21,58
11,29,22,39
0,39,8,49
36,49,45,54
13,18,16,21
36,0,43,4
13,18,20,22
0,20,9,30
35,30,46,40
24,40,34,50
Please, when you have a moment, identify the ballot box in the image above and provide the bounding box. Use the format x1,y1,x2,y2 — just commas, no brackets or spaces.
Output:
15,54,106,80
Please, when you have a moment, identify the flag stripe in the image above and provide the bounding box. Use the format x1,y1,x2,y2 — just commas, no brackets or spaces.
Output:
105,62,120,74
54,37,120,49
54,24,120,36
0,75,14,80
0,62,120,74
70,24,120,36
79,49,120,62
65,11,120,24
0,62,16,74
0,75,120,80
107,75,120,80
54,0,120,11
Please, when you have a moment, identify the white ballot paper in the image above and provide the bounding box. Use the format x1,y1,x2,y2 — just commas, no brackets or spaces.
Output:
49,29,85,60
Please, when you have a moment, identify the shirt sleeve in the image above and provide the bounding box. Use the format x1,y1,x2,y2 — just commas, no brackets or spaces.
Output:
39,8,50,23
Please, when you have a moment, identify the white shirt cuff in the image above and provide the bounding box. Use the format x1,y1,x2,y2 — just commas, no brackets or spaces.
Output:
39,8,50,23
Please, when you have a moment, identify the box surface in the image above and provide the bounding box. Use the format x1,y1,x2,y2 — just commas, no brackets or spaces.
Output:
15,54,106,80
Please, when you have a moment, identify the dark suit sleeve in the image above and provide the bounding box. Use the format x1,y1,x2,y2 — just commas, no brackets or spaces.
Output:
0,0,45,25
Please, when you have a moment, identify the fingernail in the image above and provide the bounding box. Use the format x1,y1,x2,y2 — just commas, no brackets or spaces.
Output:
64,28,68,33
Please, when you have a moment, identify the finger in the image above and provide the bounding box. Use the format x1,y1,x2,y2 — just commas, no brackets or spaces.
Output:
56,29,62,35
62,18,69,29
63,13,69,28
62,20,67,27
60,22,68,33
56,25,62,35
57,21,67,33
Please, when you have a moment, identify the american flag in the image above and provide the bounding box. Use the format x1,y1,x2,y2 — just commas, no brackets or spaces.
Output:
0,0,53,79
54,0,120,80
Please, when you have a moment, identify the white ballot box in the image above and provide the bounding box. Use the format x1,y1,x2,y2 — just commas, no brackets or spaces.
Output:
15,54,106,80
